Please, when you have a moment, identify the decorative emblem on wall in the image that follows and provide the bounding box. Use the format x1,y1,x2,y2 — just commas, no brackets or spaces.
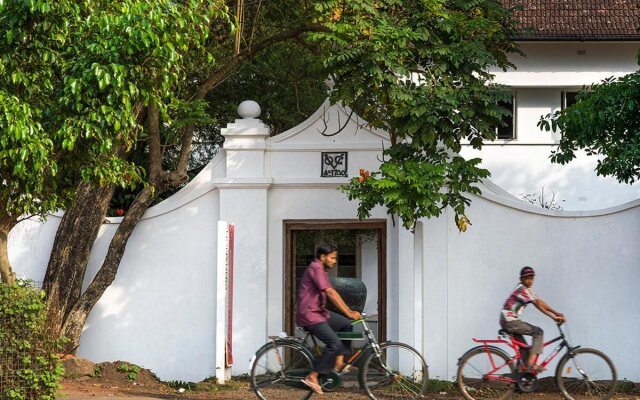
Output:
321,152,348,177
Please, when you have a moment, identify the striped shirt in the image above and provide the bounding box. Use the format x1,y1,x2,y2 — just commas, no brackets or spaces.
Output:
500,284,537,323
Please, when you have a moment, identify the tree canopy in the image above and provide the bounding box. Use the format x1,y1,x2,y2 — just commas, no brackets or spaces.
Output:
539,54,640,184
311,0,521,229
0,0,227,283
2,0,523,349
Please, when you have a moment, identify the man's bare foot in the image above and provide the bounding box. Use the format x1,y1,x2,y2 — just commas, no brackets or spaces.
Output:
302,376,323,395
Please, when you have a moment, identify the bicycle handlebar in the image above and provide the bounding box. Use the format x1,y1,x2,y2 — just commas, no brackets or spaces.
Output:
350,312,378,325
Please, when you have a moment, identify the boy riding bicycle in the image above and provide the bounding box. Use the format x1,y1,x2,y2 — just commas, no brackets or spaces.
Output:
500,266,565,372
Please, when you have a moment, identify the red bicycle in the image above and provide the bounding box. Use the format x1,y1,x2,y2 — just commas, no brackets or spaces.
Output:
457,323,617,400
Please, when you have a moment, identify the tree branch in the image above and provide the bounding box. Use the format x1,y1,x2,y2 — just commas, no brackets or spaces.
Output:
192,23,329,100
172,125,194,186
147,104,162,182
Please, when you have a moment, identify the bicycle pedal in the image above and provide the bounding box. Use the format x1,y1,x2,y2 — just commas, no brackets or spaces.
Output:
503,372,521,380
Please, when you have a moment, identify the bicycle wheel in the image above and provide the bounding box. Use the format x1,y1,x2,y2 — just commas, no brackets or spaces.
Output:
457,346,515,400
359,341,428,399
556,348,617,400
250,341,314,400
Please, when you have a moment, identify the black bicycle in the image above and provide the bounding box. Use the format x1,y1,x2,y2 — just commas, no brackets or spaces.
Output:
249,313,429,399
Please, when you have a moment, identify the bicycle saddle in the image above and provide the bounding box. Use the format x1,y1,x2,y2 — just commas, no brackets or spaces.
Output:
498,329,511,336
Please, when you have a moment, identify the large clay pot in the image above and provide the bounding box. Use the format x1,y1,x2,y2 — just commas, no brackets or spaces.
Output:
327,277,367,314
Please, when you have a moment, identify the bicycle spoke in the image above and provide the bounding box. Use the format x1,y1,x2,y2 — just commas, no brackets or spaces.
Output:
457,348,514,400
251,342,314,400
253,376,283,388
361,342,428,399
557,348,616,400
392,375,423,395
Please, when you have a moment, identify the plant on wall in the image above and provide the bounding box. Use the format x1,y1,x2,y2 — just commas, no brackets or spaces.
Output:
521,186,565,211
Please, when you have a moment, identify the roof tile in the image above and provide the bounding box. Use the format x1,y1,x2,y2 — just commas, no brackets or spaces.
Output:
501,0,640,40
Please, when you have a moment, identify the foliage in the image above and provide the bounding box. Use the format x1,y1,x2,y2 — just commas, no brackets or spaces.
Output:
166,380,197,391
207,41,328,137
539,62,640,184
426,378,457,393
616,378,640,394
102,2,329,213
117,362,141,381
343,146,489,230
308,0,521,229
0,0,228,278
0,0,228,212
0,281,64,400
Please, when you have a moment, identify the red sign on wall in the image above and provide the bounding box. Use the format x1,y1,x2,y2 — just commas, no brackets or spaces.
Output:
226,224,234,367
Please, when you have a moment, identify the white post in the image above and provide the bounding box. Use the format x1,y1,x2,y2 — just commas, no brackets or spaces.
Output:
215,221,233,383
217,101,271,376
422,213,450,380
397,223,417,372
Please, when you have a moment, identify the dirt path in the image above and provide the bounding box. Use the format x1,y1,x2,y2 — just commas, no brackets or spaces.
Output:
57,362,640,400
58,379,640,400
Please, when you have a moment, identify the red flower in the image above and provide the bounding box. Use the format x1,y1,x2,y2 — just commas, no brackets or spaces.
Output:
359,176,365,183
115,208,125,216
359,168,365,175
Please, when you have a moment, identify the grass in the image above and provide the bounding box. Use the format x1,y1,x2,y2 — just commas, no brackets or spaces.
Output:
426,378,458,393
616,379,640,395
164,375,252,393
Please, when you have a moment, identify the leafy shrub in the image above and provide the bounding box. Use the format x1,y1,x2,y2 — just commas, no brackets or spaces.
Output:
0,281,64,400
117,362,141,381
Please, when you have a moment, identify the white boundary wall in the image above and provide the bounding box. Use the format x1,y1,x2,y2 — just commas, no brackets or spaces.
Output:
8,42,640,381
423,193,640,382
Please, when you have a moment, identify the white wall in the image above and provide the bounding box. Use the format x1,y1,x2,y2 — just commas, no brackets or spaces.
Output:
8,93,640,383
461,42,640,210
422,193,640,381
360,235,379,316
461,145,640,210
491,42,639,87
9,158,226,382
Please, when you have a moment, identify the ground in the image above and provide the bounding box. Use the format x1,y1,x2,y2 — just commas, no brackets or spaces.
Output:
57,361,640,400
58,361,640,400
57,361,370,399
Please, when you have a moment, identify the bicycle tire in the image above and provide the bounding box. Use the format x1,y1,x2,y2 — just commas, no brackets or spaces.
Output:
457,346,515,400
358,341,428,399
556,348,617,400
250,340,315,400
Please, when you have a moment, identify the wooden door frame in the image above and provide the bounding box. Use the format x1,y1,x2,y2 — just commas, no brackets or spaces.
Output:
284,219,387,343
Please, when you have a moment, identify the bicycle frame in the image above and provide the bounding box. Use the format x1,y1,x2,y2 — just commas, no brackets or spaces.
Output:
299,314,383,373
471,323,573,382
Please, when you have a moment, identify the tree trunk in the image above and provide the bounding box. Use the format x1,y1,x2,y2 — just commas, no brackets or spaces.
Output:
43,182,115,337
59,185,156,352
0,216,17,285
39,24,323,350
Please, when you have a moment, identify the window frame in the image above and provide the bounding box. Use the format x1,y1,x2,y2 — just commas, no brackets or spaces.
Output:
495,91,517,140
561,90,579,110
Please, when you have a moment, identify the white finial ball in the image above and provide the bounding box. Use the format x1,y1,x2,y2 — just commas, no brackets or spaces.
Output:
238,100,261,119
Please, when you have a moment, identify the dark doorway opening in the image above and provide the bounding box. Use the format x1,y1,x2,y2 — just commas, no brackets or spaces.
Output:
284,220,387,343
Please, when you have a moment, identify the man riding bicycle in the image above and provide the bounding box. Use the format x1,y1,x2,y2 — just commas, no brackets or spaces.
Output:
500,266,565,372
296,244,362,395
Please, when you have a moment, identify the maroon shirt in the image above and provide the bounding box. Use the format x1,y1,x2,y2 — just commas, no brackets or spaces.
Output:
296,259,333,327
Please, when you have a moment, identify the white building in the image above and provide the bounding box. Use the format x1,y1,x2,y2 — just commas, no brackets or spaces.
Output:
8,1,640,384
